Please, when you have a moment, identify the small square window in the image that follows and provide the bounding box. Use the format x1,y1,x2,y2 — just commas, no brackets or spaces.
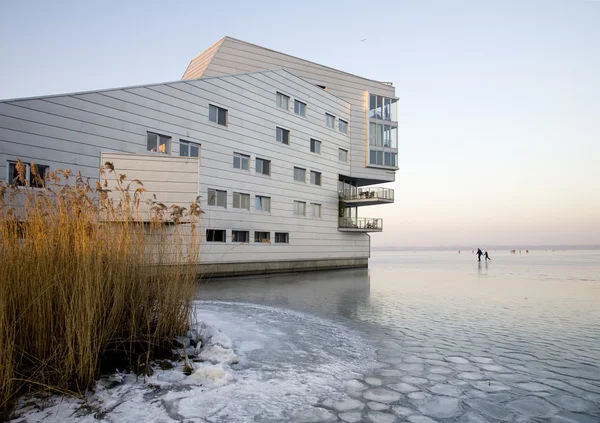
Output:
276,92,289,110
209,104,227,126
180,140,200,157
310,139,321,154
293,167,306,182
233,192,250,210
254,231,271,243
338,148,348,162
208,188,227,208
310,171,321,186
293,201,306,216
276,127,290,145
206,229,226,242
325,113,335,129
147,132,171,154
8,161,48,188
256,158,270,176
275,232,289,244
311,203,321,218
338,119,348,134
256,195,271,212
294,100,306,116
233,152,249,170
232,230,249,243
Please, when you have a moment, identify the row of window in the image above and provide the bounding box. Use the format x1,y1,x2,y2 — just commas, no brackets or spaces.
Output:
206,229,289,244
231,150,324,185
7,161,49,187
276,92,348,134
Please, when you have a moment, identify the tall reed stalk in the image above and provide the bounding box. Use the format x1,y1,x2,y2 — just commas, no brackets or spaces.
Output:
0,160,201,417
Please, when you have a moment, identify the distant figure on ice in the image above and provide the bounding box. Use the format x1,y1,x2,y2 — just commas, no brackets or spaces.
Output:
476,248,483,262
485,251,491,261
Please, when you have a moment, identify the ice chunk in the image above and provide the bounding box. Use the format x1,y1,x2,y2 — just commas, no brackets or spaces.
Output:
459,412,490,423
457,372,485,380
363,388,402,403
467,399,514,421
396,363,425,373
430,366,453,374
513,382,552,392
418,396,462,418
402,376,428,385
388,382,419,393
507,397,558,417
547,395,595,413
392,405,414,416
288,406,335,422
198,345,238,364
339,412,363,423
455,364,480,372
345,379,368,391
479,364,504,372
367,401,389,411
366,377,383,386
378,369,406,377
185,364,231,387
471,357,494,364
429,383,463,397
328,397,365,412
366,411,397,423
407,415,438,423
427,374,448,383
198,322,232,349
404,355,425,363
446,356,470,364
408,392,430,400
470,381,511,392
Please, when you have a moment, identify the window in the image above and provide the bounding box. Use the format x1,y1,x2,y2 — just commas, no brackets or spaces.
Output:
209,104,227,126
325,113,335,128
207,188,227,208
310,171,321,186
255,195,271,212
233,192,250,210
8,161,48,188
256,158,270,176
369,94,398,122
275,232,289,244
147,132,170,154
310,139,321,154
293,201,306,216
232,230,249,243
369,150,385,166
233,152,249,170
294,100,306,116
254,231,270,243
293,167,306,182
206,229,226,242
276,127,290,145
276,92,289,110
180,140,199,157
338,148,348,162
338,119,348,134
311,203,321,218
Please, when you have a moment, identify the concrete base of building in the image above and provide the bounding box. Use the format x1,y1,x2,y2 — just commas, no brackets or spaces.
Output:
196,257,369,279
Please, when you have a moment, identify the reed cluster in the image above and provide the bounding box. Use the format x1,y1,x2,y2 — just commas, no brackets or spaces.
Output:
0,160,201,417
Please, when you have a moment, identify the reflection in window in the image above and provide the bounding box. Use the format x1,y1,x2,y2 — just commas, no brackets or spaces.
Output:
376,96,383,119
391,127,398,149
369,94,377,118
180,140,199,157
384,98,391,120
147,132,170,154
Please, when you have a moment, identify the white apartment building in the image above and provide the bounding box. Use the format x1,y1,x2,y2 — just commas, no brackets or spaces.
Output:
0,37,398,276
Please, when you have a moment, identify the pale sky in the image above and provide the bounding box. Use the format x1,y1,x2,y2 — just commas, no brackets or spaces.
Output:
1,0,598,247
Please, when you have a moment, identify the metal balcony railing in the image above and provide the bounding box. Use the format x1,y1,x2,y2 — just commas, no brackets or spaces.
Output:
340,187,394,202
338,217,383,231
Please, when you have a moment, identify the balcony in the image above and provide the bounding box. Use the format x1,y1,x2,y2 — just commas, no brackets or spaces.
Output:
340,187,394,207
338,217,383,232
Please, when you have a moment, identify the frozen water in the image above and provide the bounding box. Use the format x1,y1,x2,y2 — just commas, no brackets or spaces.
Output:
367,401,389,411
447,356,470,364
429,366,453,374
407,415,438,423
429,383,463,397
467,399,514,421
457,372,485,380
344,380,367,391
324,397,364,412
388,382,419,393
338,412,363,423
363,388,402,403
513,382,553,392
392,405,415,416
418,396,462,418
508,397,559,417
365,377,383,386
459,412,491,423
366,411,397,423
402,376,429,385
547,395,595,413
470,381,511,392
288,406,335,422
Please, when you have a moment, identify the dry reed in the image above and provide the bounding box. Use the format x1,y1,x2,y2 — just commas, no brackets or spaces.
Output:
0,160,201,418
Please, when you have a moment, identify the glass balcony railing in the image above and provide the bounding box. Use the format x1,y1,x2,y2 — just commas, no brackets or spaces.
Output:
338,217,383,231
340,187,394,202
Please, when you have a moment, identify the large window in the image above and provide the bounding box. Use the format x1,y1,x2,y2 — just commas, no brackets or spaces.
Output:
255,195,271,212
180,140,199,157
147,132,170,154
368,93,398,168
293,201,306,216
254,231,270,243
310,170,321,186
8,161,48,188
338,119,348,134
293,167,306,182
294,100,306,116
256,158,270,176
275,232,289,244
208,188,227,208
233,192,250,210
206,229,226,242
233,152,249,170
325,113,335,128
276,127,290,145
276,92,289,110
338,148,348,162
310,139,321,154
311,203,321,218
232,230,249,243
209,104,227,126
